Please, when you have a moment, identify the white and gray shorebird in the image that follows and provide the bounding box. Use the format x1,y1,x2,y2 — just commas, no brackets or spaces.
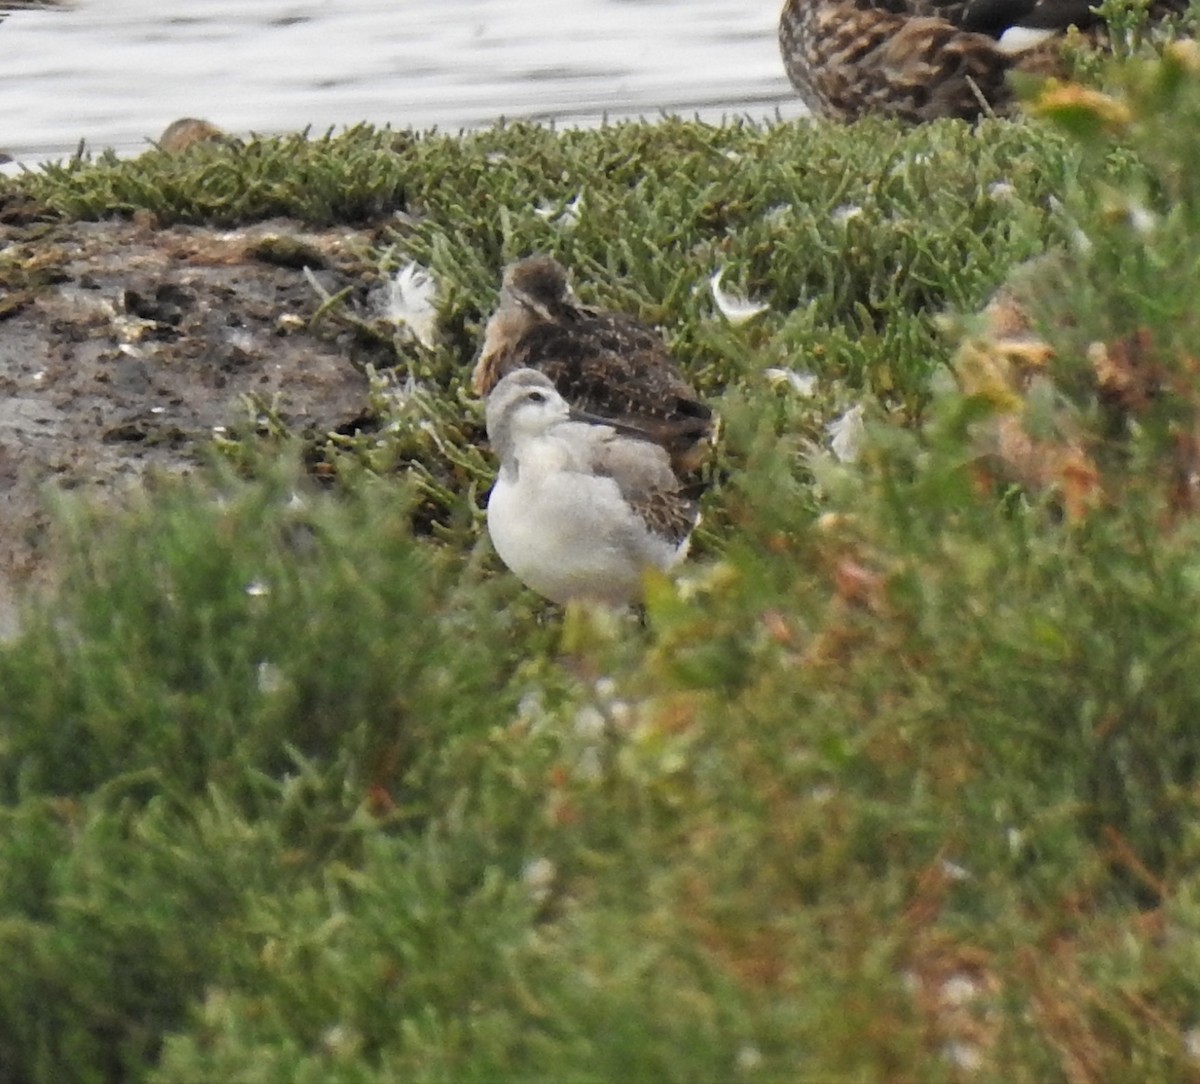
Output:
484,368,700,606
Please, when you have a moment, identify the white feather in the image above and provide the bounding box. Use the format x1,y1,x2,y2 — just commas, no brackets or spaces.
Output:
384,261,438,348
710,267,768,325
997,25,1057,53
534,192,583,231
827,404,865,464
764,368,818,397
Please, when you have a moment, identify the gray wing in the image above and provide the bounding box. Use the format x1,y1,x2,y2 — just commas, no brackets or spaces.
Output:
571,424,699,546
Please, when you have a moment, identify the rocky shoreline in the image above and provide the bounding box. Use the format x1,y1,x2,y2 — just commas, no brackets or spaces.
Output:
0,212,377,601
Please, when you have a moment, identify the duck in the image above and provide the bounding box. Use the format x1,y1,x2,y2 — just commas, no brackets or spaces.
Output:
778,0,1189,122
473,255,715,475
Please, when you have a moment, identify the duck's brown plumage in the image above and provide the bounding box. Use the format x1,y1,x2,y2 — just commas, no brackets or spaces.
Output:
474,256,714,474
779,0,1189,122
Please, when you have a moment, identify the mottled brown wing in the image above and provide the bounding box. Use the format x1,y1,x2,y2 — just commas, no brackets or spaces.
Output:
780,0,1026,121
499,315,713,456
779,0,1188,123
863,0,975,23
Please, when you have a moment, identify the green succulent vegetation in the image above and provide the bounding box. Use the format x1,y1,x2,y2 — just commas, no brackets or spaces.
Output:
4,31,1200,1083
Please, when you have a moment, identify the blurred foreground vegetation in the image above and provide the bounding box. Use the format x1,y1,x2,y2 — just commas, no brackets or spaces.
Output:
4,37,1200,1084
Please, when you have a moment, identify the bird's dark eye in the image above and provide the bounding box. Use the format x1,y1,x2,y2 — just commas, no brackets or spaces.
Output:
527,390,547,403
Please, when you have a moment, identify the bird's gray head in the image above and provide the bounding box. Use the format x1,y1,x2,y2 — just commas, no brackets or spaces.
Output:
485,369,571,461
500,255,574,313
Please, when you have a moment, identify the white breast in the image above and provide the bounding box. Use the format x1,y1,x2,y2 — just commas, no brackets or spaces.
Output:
486,434,681,605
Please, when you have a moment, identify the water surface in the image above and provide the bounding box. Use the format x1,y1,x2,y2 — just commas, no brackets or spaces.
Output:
0,0,807,165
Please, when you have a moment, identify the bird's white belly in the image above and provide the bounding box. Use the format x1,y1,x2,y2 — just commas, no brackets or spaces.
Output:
487,469,677,605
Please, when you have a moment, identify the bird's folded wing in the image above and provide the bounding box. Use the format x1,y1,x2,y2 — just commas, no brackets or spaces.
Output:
582,429,699,545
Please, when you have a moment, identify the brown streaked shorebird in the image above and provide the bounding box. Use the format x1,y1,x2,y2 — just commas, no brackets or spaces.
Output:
484,369,699,606
778,0,1190,123
156,118,229,155
473,255,714,475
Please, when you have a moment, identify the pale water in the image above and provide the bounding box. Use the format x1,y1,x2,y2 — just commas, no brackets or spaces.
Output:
0,0,808,166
